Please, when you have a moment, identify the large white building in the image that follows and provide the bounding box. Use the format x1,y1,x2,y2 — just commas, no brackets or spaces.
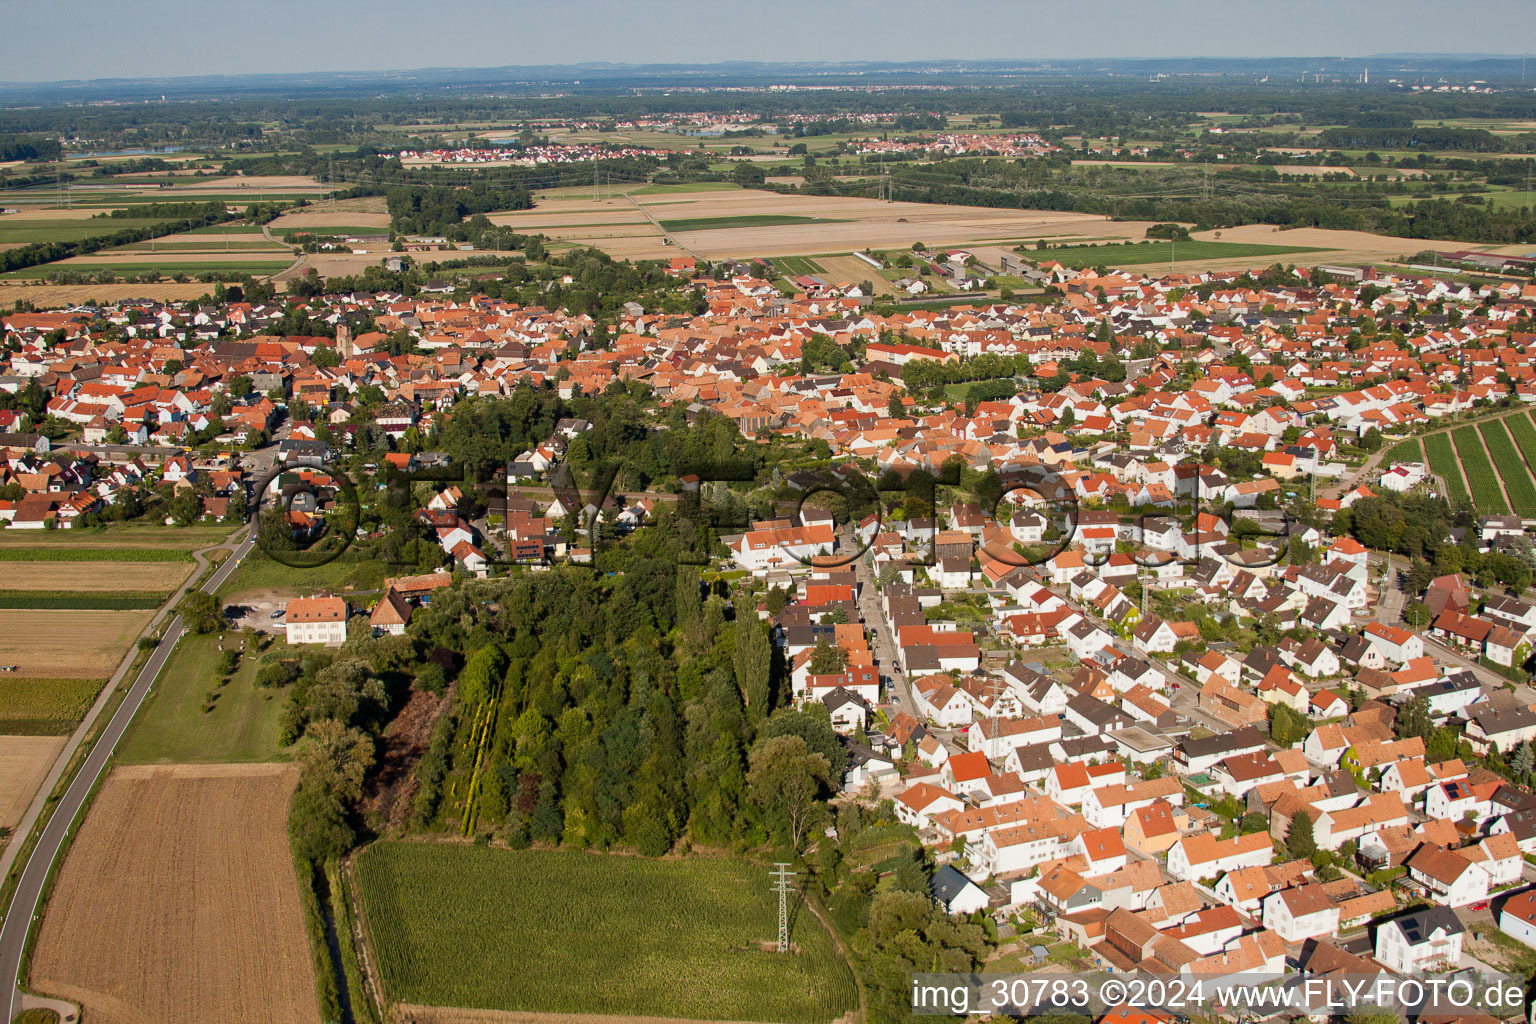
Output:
284,596,349,645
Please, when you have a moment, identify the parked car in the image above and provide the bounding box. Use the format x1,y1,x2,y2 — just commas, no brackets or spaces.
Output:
1470,900,1490,911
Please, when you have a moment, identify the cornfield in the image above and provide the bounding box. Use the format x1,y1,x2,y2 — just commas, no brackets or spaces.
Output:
354,841,858,1024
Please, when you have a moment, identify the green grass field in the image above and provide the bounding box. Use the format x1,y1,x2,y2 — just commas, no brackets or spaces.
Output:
356,843,858,1023
1478,420,1536,516
272,225,389,238
1383,438,1424,464
185,222,261,234
111,240,287,252
0,521,234,549
1504,413,1536,487
0,217,171,244
659,214,838,232
1424,432,1472,505
1452,424,1509,513
217,550,388,599
771,255,826,276
117,632,293,763
0,591,168,609
1041,239,1327,267
0,677,106,735
630,181,743,196
0,547,192,562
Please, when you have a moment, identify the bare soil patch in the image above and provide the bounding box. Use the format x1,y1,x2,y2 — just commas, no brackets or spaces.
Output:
365,684,449,831
31,762,319,1024
0,734,66,827
0,609,154,677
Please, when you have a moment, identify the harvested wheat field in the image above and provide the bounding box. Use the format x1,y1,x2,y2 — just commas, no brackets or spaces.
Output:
1182,223,1530,271
31,763,319,1024
0,735,65,828
2,562,192,592
0,609,154,677
0,282,220,305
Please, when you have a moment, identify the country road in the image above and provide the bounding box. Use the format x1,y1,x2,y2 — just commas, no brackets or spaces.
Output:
0,526,256,1024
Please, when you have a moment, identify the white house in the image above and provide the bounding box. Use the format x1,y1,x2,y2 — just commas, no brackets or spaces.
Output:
1374,908,1465,973
1262,885,1340,943
284,596,349,645
930,865,990,916
1405,846,1491,908
1498,889,1536,948
1167,832,1272,882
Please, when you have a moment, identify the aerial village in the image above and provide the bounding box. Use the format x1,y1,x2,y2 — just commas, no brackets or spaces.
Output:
12,251,1536,1000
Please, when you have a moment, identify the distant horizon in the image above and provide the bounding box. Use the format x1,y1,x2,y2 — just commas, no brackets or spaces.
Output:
4,52,1536,91
2,0,1535,86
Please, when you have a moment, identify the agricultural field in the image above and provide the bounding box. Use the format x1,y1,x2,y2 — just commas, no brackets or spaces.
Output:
1383,438,1425,465
486,186,1160,261
1505,412,1536,477
0,215,173,245
1042,238,1326,268
1451,425,1510,514
0,560,192,591
0,677,107,733
1424,432,1472,505
658,214,837,232
118,633,295,765
0,546,192,562
0,609,155,678
0,520,233,550
2,258,293,279
271,224,390,239
30,763,320,1024
0,281,216,305
1478,419,1536,516
770,255,827,276
356,842,858,1024
0,735,67,828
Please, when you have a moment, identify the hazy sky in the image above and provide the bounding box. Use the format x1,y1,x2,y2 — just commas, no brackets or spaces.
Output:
3,0,1536,83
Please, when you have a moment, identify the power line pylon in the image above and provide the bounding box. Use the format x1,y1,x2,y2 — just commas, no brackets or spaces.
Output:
770,863,797,953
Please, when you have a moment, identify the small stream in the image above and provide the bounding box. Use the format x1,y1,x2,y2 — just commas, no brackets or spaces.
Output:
315,869,356,1024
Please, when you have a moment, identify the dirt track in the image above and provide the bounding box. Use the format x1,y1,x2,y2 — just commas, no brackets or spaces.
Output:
30,762,319,1024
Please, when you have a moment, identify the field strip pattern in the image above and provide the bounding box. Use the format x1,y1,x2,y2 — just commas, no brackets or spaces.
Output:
1451,424,1510,513
1503,412,1536,503
1480,419,1536,516
1423,432,1471,505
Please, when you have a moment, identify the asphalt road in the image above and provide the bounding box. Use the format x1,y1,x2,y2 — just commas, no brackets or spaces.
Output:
0,529,255,1024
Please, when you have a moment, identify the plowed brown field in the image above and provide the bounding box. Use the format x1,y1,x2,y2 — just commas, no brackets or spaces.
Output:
31,763,319,1024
